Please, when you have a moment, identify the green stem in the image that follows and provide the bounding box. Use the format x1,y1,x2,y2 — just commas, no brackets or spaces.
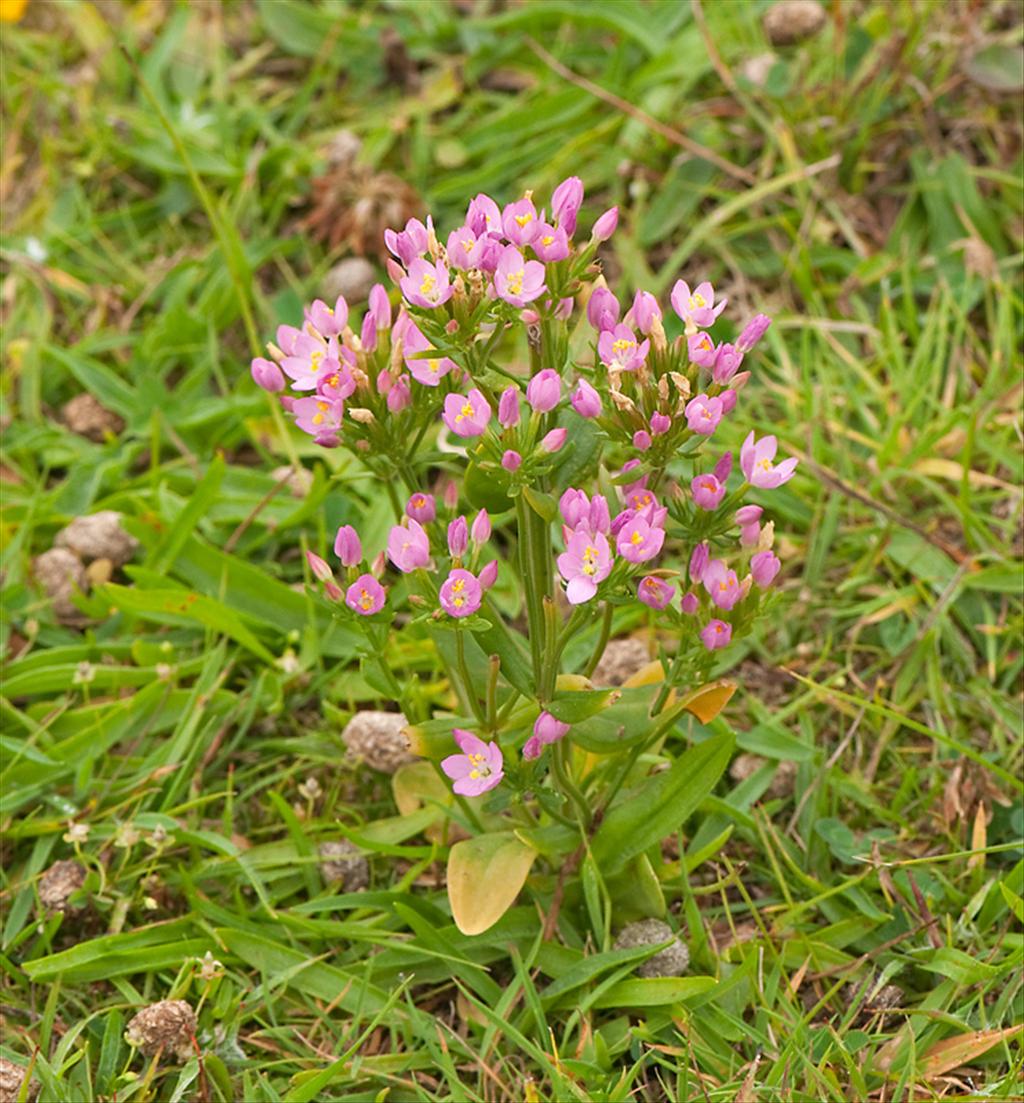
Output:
550,740,592,829
582,602,613,679
429,761,485,834
515,496,545,681
455,628,486,726
485,655,500,732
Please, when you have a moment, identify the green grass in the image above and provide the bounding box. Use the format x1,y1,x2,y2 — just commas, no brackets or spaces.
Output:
2,0,1022,1100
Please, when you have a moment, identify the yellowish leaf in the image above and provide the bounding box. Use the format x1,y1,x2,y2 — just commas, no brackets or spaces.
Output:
920,1025,1023,1078
967,801,988,870
913,457,1016,491
448,832,536,936
622,660,665,688
681,680,737,724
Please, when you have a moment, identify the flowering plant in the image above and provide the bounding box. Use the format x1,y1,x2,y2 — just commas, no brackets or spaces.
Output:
253,178,796,935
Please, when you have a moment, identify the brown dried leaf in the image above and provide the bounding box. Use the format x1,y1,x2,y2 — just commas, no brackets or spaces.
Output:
920,1025,1023,1079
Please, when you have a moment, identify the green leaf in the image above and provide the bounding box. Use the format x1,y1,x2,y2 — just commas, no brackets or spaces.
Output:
590,731,734,875
569,685,661,753
964,44,1023,93
522,485,558,523
591,975,717,1009
546,688,620,724
448,832,537,935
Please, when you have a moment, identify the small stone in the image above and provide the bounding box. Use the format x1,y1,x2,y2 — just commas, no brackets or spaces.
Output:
321,257,377,305
125,999,197,1062
61,393,125,441
730,753,797,799
325,128,362,167
614,919,690,978
270,465,314,498
341,710,415,774
739,52,778,88
0,1057,35,1103
55,511,138,567
590,637,650,687
32,547,89,624
37,859,86,913
318,840,369,890
763,0,826,46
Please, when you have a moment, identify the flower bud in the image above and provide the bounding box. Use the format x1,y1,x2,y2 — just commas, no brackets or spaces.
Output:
406,493,436,524
591,206,619,242
360,312,378,352
333,525,362,567
385,257,405,283
633,430,652,452
712,342,743,384
386,378,411,412
555,297,574,321
719,388,737,414
447,516,468,558
586,286,620,331
750,550,781,588
479,559,499,589
526,369,561,413
251,357,285,393
501,449,522,472
368,284,392,330
306,551,333,582
681,591,699,615
737,313,771,353
534,711,570,745
471,509,491,544
629,289,662,335
714,452,733,483
689,541,710,583
571,378,602,418
551,175,584,236
638,575,674,610
650,412,671,436
498,385,521,428
541,427,567,453
522,734,543,760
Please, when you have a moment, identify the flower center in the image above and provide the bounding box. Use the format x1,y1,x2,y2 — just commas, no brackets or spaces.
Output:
582,545,599,575
690,293,706,309
506,269,524,295
456,401,475,422
541,235,554,246
515,213,533,227
419,272,437,296
468,751,492,780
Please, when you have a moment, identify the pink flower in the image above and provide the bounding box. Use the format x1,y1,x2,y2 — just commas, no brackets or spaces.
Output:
703,559,743,611
592,206,618,242
346,574,386,615
557,528,613,604
700,619,732,651
251,357,285,393
737,313,771,353
501,449,522,472
443,388,492,437
447,225,485,270
531,223,570,262
498,386,521,428
403,323,456,387
466,193,502,237
571,378,602,418
587,287,620,332
306,550,333,582
406,492,436,524
293,396,344,445
316,358,356,401
689,541,710,583
627,290,662,335
276,324,301,356
633,430,652,452
681,591,699,615
440,568,482,618
526,369,561,412
638,575,674,610
494,245,546,307
305,296,348,338
751,550,781,588
740,432,798,489
713,342,743,384
334,525,362,566
598,324,649,372
692,473,726,511
551,175,583,236
719,389,737,414
687,331,718,368
541,428,567,453
650,413,671,436
624,486,658,514
281,332,331,390
448,516,468,558
534,711,570,745
471,510,491,544
670,279,727,328
736,505,763,547
559,488,589,529
401,257,453,309
441,729,504,796
684,393,724,435
386,519,430,573
479,559,499,589
384,218,429,266
616,516,665,563
714,452,733,483
502,197,541,245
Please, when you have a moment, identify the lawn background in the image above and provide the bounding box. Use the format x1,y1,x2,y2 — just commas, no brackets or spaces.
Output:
1,1,1022,1100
